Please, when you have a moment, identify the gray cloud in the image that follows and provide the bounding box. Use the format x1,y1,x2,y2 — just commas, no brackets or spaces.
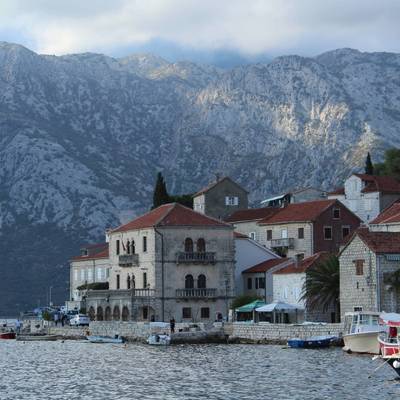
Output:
0,0,399,57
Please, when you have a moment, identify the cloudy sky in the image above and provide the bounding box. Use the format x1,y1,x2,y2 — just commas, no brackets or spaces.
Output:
0,0,399,65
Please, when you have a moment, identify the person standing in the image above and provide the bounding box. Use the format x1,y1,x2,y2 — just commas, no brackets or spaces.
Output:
170,318,175,333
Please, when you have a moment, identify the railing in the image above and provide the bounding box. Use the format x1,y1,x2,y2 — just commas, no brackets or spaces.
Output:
176,252,216,264
118,254,139,267
86,289,156,298
176,288,217,298
270,238,295,249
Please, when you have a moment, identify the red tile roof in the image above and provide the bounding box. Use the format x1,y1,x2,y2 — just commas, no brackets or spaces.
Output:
225,207,279,223
112,203,231,232
273,252,331,274
353,227,400,253
193,176,248,197
242,258,287,273
370,201,400,224
234,231,248,239
258,199,338,225
354,174,400,194
72,244,109,261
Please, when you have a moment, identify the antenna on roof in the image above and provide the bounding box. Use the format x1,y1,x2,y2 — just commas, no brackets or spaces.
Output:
215,172,221,182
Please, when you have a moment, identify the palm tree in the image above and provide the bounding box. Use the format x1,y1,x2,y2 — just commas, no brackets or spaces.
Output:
301,255,340,321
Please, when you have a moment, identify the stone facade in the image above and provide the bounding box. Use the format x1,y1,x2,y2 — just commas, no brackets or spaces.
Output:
232,220,261,242
193,177,248,220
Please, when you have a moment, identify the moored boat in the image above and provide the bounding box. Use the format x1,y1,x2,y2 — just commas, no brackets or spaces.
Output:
16,334,58,341
377,313,400,377
86,335,124,344
287,335,335,349
147,333,171,346
343,311,383,354
0,331,16,340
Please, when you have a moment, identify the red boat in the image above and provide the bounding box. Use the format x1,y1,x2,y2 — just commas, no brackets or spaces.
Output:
0,331,16,339
377,313,400,377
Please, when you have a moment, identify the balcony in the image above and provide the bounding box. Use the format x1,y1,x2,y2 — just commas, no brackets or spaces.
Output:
176,252,216,264
118,254,139,267
176,288,217,298
270,238,295,249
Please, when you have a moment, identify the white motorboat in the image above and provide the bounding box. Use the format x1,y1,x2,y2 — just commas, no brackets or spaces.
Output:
86,335,124,344
147,333,171,346
343,311,383,354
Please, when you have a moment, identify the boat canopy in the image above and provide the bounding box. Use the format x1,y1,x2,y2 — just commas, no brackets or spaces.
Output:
235,300,266,313
256,301,304,313
379,312,400,327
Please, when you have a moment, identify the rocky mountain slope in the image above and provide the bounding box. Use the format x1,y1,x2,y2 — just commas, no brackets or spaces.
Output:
1,42,400,314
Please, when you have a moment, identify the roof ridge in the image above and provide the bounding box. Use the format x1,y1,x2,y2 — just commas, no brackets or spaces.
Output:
154,202,177,226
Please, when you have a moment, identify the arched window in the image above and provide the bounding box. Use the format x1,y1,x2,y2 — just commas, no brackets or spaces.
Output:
89,307,95,321
113,305,120,321
122,306,130,321
105,306,111,321
126,240,131,254
197,238,206,252
131,275,136,289
197,274,206,289
131,240,135,254
127,275,131,289
185,274,194,289
96,306,103,321
184,238,193,253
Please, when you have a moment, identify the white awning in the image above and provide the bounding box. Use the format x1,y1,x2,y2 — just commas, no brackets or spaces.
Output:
260,194,286,204
256,301,304,312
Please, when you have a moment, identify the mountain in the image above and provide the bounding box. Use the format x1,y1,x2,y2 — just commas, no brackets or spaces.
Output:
1,42,400,315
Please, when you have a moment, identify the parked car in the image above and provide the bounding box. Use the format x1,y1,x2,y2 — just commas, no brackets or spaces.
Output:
69,314,90,326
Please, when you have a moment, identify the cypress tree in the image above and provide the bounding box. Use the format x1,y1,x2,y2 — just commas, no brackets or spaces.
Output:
152,172,170,209
365,152,374,175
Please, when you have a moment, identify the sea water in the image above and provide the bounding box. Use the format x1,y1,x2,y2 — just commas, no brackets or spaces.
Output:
0,342,399,399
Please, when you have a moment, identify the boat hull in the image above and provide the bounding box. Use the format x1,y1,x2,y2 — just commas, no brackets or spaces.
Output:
0,332,16,340
288,336,333,349
16,335,58,341
86,335,124,344
343,331,380,354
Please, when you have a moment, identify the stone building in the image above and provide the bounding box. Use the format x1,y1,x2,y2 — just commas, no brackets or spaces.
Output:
258,199,361,258
83,203,235,323
68,243,110,311
328,174,400,224
339,227,400,319
225,207,279,243
193,176,248,220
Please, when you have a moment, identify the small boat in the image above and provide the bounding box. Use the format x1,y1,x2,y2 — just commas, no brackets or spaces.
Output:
0,331,16,340
147,333,171,346
377,313,400,377
86,335,124,344
16,334,58,341
288,335,335,349
342,311,383,354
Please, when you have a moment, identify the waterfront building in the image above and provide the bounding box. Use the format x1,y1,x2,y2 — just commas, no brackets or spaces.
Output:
82,203,235,323
258,199,361,258
68,243,110,311
234,231,280,296
261,187,327,208
225,207,279,244
339,227,400,318
193,176,248,220
328,174,400,224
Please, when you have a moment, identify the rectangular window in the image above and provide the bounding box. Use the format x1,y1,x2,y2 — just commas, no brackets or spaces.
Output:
96,268,102,280
324,226,332,240
106,268,110,278
80,269,85,281
116,274,120,289
143,236,147,252
365,199,373,211
247,277,252,290
354,306,363,312
281,229,288,239
116,240,120,255
333,208,341,219
182,307,192,319
143,272,148,288
257,277,265,289
88,269,93,281
74,269,78,282
298,227,304,239
201,307,210,319
342,226,350,239
225,196,239,206
267,230,272,241
143,306,148,320
354,260,364,275
249,232,256,240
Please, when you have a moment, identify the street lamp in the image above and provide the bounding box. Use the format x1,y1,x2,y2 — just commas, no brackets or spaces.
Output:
49,286,53,307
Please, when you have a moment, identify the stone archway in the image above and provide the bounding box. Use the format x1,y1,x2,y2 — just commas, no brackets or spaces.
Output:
113,305,121,321
105,306,112,321
122,306,130,321
88,306,95,321
97,306,104,321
